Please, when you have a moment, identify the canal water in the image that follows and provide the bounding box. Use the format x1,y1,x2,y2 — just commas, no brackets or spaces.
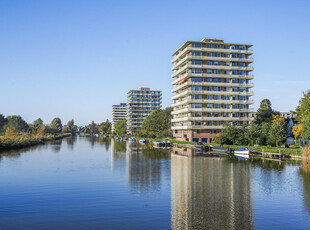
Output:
0,137,310,229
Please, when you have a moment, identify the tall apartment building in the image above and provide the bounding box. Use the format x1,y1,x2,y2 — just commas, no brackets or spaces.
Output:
112,103,127,133
171,38,254,143
127,87,162,134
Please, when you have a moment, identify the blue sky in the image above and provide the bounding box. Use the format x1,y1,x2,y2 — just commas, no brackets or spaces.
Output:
1,0,309,126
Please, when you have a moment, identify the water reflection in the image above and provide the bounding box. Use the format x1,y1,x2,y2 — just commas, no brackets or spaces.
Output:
300,160,310,212
110,139,170,193
171,155,254,229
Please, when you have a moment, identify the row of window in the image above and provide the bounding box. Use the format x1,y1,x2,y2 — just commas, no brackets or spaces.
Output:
191,60,247,67
191,69,248,75
191,77,247,83
191,112,249,117
191,103,248,109
131,91,161,94
191,86,247,92
191,95,247,100
131,95,161,99
192,43,247,50
191,52,248,58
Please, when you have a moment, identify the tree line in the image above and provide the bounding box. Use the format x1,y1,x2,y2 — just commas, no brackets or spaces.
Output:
215,90,310,147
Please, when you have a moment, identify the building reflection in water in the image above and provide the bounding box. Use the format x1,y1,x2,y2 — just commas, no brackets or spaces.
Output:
171,154,254,230
111,139,170,193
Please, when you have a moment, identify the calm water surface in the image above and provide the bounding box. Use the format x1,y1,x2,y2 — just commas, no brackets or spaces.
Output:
0,137,310,229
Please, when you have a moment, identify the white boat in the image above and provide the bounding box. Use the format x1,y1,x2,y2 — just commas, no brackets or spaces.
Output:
234,148,250,160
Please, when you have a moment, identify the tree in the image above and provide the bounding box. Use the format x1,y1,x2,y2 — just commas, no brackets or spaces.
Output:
66,119,75,134
98,119,111,135
50,117,62,134
221,122,240,145
269,115,286,147
89,121,98,135
114,120,127,136
141,107,172,138
255,99,273,124
245,122,261,146
0,114,7,135
302,116,310,140
292,124,303,139
5,115,29,134
296,90,310,124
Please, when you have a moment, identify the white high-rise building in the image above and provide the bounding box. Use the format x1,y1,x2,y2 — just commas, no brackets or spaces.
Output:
171,38,254,143
112,103,127,133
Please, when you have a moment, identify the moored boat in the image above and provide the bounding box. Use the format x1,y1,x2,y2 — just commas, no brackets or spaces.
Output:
234,147,250,160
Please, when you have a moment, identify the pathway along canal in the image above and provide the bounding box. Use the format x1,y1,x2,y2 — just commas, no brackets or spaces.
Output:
0,136,310,229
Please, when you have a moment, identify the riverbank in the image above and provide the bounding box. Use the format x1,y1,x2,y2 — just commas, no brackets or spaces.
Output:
0,134,71,151
140,137,303,157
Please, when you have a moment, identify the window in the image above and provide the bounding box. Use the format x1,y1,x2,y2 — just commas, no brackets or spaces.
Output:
239,62,246,67
214,44,219,48
207,95,213,100
192,94,202,99
192,103,202,108
210,138,213,144
232,79,238,83
239,79,245,84
224,104,230,109
214,78,220,82
192,60,202,65
192,86,202,91
207,69,212,74
192,51,202,56
207,86,212,91
192,68,202,74
232,70,238,75
207,52,212,56
224,95,230,100
207,44,212,48
232,62,238,66
192,77,202,82
239,88,246,92
207,103,213,108
214,86,219,91
196,130,200,134
231,45,238,50
214,112,219,117
193,112,202,117
202,138,208,143
232,104,239,109
192,43,202,48
213,53,220,57
225,78,230,83
232,53,238,58
214,61,219,66
239,45,245,50
240,104,245,109
207,61,213,65
214,104,221,108
207,78,212,82
214,95,220,100
214,70,220,74
232,87,238,92
239,96,246,100
239,71,246,75
224,45,230,49
239,54,246,58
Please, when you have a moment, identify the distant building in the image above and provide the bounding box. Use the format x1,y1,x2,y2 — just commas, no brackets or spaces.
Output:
112,103,127,133
171,38,254,143
127,87,162,135
280,112,295,119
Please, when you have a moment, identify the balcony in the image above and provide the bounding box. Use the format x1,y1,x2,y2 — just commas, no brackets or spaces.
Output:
171,116,255,122
171,107,255,115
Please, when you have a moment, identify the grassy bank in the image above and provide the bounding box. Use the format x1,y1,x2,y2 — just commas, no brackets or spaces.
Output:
0,133,71,151
222,144,302,156
140,137,302,156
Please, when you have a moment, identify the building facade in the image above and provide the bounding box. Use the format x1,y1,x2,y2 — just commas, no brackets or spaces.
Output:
112,103,127,133
127,87,162,135
171,38,254,143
